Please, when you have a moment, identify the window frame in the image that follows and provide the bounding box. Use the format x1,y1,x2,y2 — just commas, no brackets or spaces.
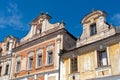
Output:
6,42,10,51
36,26,42,34
37,54,42,68
4,64,9,75
46,50,53,66
28,56,33,70
90,23,97,36
70,57,78,73
16,61,21,73
97,49,108,67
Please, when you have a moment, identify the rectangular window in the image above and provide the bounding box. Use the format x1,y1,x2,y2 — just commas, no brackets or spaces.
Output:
37,54,42,67
97,50,108,67
0,66,2,76
90,23,97,36
28,57,33,69
6,42,9,51
5,64,9,75
36,26,42,34
71,57,77,73
16,61,20,72
47,51,53,65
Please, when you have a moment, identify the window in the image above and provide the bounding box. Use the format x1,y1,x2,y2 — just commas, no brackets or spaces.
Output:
5,64,9,75
47,51,53,65
36,26,42,34
37,54,42,67
16,61,20,72
71,57,77,73
6,42,9,51
28,57,33,70
0,66,2,76
97,50,108,67
90,23,97,36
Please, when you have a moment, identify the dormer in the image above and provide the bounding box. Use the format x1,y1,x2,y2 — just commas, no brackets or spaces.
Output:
77,10,116,47
21,12,64,43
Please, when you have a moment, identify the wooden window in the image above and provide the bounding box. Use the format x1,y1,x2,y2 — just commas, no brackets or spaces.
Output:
71,57,77,73
28,57,33,70
16,61,20,72
5,64,9,75
97,50,108,67
90,23,97,36
0,66,2,76
47,51,53,65
37,54,42,67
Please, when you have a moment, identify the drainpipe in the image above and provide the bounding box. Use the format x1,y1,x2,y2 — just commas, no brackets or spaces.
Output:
58,49,64,80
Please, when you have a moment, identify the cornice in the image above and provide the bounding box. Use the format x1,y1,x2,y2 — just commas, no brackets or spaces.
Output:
62,33,120,58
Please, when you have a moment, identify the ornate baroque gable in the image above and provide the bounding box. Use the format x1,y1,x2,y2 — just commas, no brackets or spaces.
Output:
77,10,116,47
20,13,65,44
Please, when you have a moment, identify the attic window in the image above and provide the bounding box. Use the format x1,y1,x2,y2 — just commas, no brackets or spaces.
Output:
36,26,42,34
90,23,97,36
6,42,10,51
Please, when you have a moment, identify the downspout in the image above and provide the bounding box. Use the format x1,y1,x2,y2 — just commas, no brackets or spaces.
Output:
58,50,64,80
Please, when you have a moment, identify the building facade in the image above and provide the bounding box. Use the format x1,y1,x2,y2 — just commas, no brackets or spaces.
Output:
0,36,17,80
11,13,76,80
61,10,120,80
0,10,120,80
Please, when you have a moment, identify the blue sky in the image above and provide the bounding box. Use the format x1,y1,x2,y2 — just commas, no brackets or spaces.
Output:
0,0,120,42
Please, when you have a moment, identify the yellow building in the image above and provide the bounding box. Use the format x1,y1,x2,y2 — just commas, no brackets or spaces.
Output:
61,10,120,80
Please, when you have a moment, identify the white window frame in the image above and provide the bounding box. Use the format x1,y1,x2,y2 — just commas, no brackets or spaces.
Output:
15,56,21,73
46,50,53,65
97,49,108,67
16,61,20,73
46,44,54,66
4,64,9,75
28,51,34,70
36,48,43,68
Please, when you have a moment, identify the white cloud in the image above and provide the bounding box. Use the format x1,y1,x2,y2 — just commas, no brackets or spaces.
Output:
0,3,29,30
111,13,120,26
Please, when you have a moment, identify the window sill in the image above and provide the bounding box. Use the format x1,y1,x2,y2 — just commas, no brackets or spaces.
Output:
27,68,32,71
45,64,53,67
36,66,42,70
15,71,20,74
68,72,80,76
95,65,111,71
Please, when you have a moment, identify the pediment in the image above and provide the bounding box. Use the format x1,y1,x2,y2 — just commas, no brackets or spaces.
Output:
81,10,106,24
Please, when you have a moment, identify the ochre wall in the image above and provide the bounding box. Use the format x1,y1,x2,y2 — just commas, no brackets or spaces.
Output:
64,42,120,80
